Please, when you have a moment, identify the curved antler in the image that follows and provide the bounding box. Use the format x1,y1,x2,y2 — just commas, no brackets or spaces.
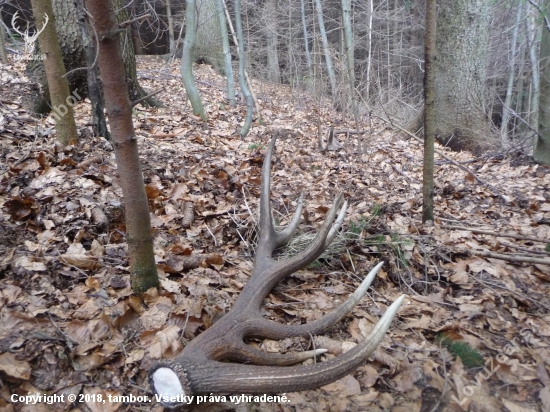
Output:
148,135,406,409
11,11,49,54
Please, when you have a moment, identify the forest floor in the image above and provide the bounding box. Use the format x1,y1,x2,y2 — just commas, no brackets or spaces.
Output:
1,56,550,412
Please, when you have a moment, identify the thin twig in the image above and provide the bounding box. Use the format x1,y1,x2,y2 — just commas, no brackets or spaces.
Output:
465,249,550,267
132,87,165,107
499,241,550,256
443,225,548,243
119,13,151,28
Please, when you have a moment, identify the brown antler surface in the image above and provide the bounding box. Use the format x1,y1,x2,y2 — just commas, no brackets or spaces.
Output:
149,136,406,409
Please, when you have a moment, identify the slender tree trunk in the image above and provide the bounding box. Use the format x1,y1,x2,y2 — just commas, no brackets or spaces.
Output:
300,0,312,77
313,0,336,96
75,0,109,140
0,7,8,64
526,6,541,134
30,0,78,146
167,0,175,54
501,0,523,144
223,0,261,119
235,0,253,138
181,0,207,121
341,0,360,133
534,6,550,165
422,0,436,223
217,0,235,106
434,0,496,154
365,0,373,103
85,0,158,293
514,33,527,139
265,0,280,83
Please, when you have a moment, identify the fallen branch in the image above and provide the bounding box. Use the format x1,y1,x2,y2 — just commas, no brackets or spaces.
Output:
443,225,548,244
467,249,550,266
499,241,550,256
132,87,165,107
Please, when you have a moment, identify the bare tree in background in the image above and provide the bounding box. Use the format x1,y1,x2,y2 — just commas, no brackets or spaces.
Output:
181,0,207,121
434,0,496,154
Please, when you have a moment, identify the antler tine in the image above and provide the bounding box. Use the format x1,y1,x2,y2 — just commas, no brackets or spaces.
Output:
11,12,26,38
257,134,305,256
239,192,344,307
149,295,406,404
224,341,327,366
245,262,386,340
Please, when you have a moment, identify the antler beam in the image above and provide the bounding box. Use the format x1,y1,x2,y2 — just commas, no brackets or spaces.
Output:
149,135,406,409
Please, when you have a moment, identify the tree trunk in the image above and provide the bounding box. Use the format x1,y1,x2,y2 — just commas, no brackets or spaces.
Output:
195,0,224,73
85,0,158,293
434,0,497,155
166,0,175,54
75,0,109,140
300,0,312,77
501,1,522,144
365,0,373,103
216,0,235,106
422,0,436,223
533,7,550,165
181,0,207,121
313,0,336,97
341,0,359,134
526,5,541,134
25,0,86,115
265,0,280,83
235,0,253,138
0,7,8,64
30,0,78,146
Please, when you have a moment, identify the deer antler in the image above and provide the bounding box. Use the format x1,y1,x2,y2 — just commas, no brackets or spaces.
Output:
11,11,49,54
149,135,406,409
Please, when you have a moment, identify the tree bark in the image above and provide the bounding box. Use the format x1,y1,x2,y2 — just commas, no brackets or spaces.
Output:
0,7,8,64
216,0,235,106
166,0,175,54
434,0,497,155
534,5,550,165
501,1,522,143
30,0,78,146
300,0,312,77
422,0,436,223
526,5,541,134
265,0,280,83
235,0,253,138
341,0,359,135
85,0,158,293
181,0,207,121
313,0,336,97
25,0,86,115
75,0,109,140
195,0,224,73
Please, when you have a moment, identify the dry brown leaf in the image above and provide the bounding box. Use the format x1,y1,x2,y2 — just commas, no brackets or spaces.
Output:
0,352,31,380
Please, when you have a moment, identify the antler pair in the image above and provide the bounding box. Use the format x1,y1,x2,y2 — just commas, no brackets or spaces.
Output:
149,136,406,408
11,12,49,55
